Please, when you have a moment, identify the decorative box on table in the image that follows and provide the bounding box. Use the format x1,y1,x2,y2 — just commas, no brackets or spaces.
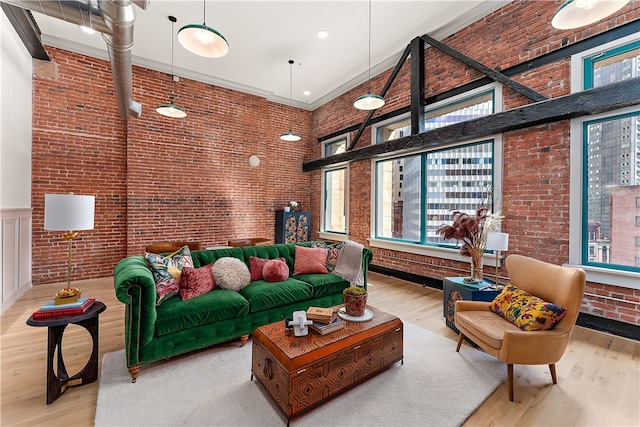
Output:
275,211,310,244
443,277,502,334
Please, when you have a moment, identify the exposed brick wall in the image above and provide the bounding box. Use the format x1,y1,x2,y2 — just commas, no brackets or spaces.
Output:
32,48,311,284
309,0,640,326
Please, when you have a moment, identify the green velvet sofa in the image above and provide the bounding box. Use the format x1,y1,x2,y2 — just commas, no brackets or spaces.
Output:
113,242,373,382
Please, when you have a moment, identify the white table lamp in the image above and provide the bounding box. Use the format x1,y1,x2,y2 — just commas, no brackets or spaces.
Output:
45,193,95,302
486,232,509,286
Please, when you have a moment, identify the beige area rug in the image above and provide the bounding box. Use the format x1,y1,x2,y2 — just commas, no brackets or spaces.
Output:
94,323,505,427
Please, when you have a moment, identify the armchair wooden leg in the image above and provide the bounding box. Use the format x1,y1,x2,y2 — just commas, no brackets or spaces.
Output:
549,363,557,384
456,333,464,352
507,364,514,402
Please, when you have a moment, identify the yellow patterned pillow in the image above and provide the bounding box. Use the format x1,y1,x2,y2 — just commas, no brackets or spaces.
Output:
490,283,567,331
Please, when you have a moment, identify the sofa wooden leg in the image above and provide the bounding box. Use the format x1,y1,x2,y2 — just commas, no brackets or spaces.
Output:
240,334,249,346
456,333,464,352
549,363,557,384
507,364,514,402
129,365,140,383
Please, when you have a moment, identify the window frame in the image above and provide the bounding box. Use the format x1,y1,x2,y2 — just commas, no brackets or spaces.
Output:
369,134,504,266
567,33,640,289
319,163,349,241
322,134,349,158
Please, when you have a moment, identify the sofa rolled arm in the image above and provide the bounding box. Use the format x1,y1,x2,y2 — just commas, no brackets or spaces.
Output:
113,256,158,355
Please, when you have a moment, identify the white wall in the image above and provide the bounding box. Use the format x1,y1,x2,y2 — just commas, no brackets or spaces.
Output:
1,11,33,313
1,10,32,209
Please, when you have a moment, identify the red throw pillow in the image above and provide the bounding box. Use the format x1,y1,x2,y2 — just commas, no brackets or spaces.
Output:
293,246,329,275
263,259,290,282
249,256,269,281
179,265,215,300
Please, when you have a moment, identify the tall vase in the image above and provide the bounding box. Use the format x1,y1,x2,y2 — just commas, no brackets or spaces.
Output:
470,250,483,283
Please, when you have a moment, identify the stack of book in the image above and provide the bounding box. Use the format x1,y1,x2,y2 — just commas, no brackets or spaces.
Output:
32,297,96,320
306,306,344,335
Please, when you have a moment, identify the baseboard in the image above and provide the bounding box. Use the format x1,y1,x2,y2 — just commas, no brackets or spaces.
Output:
370,264,640,342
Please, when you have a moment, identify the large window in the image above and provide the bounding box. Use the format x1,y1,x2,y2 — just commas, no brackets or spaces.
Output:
375,140,495,247
569,35,640,284
321,135,349,237
323,167,347,234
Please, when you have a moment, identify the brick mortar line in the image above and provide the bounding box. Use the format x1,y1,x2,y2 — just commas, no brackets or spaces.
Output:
584,292,640,306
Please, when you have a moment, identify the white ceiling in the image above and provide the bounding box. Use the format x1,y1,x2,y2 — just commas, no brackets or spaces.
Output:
32,0,513,111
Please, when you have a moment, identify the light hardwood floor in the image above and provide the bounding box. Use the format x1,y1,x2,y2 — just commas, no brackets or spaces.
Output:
1,272,638,426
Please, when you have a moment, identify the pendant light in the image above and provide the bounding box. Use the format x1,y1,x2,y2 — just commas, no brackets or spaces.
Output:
156,16,187,118
280,60,301,142
354,0,385,111
178,0,229,58
551,0,630,29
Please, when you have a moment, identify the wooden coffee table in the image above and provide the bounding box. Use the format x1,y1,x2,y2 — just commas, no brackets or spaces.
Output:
251,305,403,424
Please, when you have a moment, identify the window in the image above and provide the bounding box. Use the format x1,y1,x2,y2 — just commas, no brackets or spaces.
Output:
375,85,499,144
568,35,640,284
322,167,347,234
374,140,495,248
323,136,347,158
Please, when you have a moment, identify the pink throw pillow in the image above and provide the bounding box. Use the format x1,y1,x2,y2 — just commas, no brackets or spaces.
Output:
179,265,215,300
249,256,269,281
293,246,329,275
263,259,290,282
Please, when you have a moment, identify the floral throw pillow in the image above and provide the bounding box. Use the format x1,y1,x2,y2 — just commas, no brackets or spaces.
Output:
179,264,215,301
145,245,194,305
490,283,567,331
312,241,345,272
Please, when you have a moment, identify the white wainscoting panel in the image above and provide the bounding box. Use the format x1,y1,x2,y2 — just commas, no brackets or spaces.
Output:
1,209,32,314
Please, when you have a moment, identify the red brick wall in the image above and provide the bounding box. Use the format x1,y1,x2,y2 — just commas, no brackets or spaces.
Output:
32,47,311,284
309,0,640,326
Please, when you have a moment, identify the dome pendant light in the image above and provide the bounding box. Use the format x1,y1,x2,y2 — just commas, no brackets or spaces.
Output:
551,0,630,29
280,60,301,142
354,0,385,111
156,16,187,118
178,0,229,58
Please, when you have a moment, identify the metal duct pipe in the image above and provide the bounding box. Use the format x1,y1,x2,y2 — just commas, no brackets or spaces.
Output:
3,0,144,119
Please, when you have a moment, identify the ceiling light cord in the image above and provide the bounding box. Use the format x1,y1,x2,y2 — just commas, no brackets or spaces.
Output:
367,0,372,94
288,59,294,130
202,0,206,26
170,16,176,101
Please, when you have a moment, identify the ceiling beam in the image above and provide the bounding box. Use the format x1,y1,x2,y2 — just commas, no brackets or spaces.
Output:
303,78,639,172
411,37,426,136
1,3,49,60
419,33,547,103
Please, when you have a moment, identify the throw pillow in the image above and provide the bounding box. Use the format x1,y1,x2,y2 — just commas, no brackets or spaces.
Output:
311,241,345,272
145,245,194,305
179,264,215,301
263,259,290,282
249,256,269,281
212,257,251,291
293,245,329,276
490,283,568,331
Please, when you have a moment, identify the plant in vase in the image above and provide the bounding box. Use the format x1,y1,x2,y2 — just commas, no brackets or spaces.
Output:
343,286,368,317
436,190,507,283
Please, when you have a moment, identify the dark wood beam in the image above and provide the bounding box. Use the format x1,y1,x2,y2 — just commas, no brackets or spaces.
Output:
1,3,50,60
348,45,412,150
411,37,425,135
419,33,546,103
303,78,639,171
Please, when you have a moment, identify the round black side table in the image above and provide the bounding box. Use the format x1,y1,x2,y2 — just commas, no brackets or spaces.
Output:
26,301,106,404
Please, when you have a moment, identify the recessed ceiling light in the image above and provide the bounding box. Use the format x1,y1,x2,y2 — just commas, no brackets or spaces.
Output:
303,90,311,96
317,30,329,39
80,26,96,35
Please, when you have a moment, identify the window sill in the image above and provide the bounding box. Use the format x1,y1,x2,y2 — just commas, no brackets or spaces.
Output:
367,238,501,267
318,232,348,242
563,263,640,290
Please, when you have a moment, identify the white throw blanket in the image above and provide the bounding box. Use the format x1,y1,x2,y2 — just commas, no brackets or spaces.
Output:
334,240,365,287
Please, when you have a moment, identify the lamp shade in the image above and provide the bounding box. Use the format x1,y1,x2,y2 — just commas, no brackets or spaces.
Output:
44,194,95,231
178,24,229,58
486,232,509,251
354,93,385,110
280,130,301,142
156,102,187,118
551,0,630,29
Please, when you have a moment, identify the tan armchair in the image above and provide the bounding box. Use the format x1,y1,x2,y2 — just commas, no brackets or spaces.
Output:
454,254,585,401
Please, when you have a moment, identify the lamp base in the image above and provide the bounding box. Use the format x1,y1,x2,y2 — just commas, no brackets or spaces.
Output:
54,287,82,305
